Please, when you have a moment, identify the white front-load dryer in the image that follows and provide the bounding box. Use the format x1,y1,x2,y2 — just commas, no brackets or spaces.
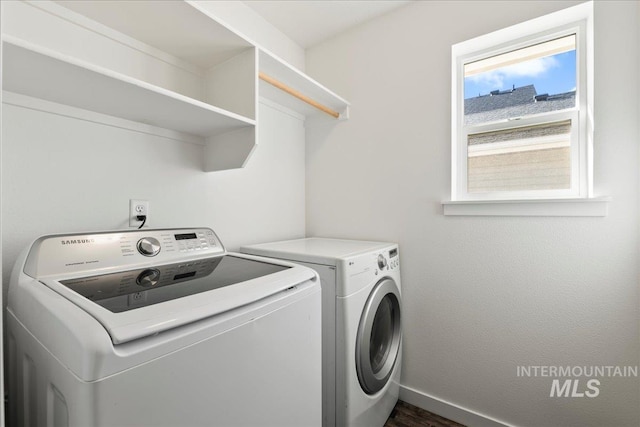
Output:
241,238,402,427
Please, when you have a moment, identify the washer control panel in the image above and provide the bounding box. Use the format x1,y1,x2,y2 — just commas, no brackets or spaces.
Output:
24,228,225,279
174,230,218,253
137,237,161,257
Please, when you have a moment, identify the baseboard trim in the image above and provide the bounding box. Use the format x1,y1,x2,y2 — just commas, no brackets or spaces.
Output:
399,385,513,427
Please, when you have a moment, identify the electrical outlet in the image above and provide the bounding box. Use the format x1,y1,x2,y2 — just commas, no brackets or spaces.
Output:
129,199,149,227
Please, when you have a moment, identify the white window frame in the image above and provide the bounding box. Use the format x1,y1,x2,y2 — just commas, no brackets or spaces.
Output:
451,2,594,203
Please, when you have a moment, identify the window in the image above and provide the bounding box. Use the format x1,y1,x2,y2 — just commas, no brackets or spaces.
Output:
451,2,593,202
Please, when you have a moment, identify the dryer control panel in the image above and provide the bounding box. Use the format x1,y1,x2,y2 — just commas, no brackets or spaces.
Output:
377,248,400,272
342,244,400,296
24,228,225,279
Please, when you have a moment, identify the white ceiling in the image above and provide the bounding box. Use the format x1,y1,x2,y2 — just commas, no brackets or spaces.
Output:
243,1,412,49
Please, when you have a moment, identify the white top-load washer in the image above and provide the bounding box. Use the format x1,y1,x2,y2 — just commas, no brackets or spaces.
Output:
241,238,402,427
7,228,322,427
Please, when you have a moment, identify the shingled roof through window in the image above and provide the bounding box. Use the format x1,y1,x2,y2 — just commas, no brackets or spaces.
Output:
464,84,576,125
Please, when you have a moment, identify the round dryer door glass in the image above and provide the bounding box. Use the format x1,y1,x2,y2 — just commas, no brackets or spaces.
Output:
356,278,401,395
370,296,395,374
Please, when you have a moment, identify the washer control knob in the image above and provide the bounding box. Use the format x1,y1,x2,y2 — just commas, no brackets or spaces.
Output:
136,268,161,287
137,237,161,257
377,254,388,270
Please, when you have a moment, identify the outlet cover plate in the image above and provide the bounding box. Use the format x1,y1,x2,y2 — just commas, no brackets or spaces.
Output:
129,199,149,227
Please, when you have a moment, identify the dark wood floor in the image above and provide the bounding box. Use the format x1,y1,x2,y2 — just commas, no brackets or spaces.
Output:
385,401,466,427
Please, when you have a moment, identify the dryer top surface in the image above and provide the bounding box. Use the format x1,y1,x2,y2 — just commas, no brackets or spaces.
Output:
241,237,396,266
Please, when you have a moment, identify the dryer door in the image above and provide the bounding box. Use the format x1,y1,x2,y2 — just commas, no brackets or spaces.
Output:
356,277,401,395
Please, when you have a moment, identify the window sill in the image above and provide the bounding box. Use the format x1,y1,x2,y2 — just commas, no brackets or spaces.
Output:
442,197,610,217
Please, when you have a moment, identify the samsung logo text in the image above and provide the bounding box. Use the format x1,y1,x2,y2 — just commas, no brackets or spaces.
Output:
61,239,96,245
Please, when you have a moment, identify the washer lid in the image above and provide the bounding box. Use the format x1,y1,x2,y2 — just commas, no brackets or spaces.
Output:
42,254,316,344
241,237,394,266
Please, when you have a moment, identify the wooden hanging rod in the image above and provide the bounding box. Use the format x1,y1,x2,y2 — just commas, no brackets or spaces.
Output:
259,72,340,119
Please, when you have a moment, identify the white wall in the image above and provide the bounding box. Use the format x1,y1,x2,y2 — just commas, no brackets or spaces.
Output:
1,100,306,300
306,1,639,426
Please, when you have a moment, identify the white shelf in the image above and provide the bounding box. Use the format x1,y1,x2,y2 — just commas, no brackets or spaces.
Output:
2,1,349,172
2,37,255,139
259,50,350,120
53,0,253,70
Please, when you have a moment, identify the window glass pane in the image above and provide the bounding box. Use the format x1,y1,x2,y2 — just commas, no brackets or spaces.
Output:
467,120,571,193
464,35,576,125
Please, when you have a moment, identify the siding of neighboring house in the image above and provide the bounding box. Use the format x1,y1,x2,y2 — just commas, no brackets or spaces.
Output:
468,120,571,146
464,85,575,192
468,147,570,192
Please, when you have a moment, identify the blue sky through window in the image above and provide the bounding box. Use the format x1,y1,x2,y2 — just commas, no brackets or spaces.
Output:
464,50,576,99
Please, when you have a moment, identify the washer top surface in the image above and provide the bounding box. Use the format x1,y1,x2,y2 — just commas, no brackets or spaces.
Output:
59,255,289,313
15,228,317,344
241,237,395,266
